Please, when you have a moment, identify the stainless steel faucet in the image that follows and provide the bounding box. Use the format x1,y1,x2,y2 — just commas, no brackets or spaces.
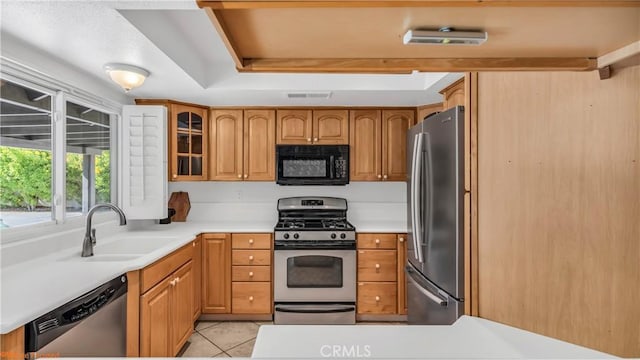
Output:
82,204,127,257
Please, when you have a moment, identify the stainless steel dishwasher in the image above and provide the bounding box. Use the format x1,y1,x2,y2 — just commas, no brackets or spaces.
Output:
25,275,127,357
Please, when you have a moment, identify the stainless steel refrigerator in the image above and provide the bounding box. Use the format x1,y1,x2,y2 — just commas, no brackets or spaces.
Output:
406,106,465,325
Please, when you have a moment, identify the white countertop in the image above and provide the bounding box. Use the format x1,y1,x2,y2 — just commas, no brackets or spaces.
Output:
0,219,404,334
252,316,615,359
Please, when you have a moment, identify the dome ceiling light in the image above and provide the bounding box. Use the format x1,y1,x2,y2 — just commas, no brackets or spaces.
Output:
103,63,150,92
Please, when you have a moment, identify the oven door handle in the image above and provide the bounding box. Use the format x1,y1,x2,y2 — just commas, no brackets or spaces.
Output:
274,305,355,314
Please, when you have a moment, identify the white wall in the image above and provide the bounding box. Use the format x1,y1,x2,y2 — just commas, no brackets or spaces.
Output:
168,181,407,225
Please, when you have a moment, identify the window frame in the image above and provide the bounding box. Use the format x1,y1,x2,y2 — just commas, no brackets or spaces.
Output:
0,72,122,243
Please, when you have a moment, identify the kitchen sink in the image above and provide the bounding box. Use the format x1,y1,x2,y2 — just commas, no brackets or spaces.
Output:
94,236,178,254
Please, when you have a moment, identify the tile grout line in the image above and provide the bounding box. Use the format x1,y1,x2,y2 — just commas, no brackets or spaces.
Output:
194,329,227,356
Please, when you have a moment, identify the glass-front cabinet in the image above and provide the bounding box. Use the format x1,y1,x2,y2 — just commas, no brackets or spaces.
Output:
171,104,208,181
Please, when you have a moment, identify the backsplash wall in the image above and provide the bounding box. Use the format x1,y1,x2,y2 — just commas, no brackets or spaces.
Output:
168,181,407,224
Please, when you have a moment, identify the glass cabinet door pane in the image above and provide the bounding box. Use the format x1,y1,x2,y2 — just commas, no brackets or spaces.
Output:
191,157,202,176
191,135,202,154
178,156,189,175
177,112,189,129
192,113,202,131
177,133,189,153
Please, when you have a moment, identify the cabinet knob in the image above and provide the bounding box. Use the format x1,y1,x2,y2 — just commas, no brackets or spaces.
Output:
307,138,312,142
249,271,254,277
172,174,177,179
237,174,242,178
399,237,405,243
375,263,381,270
249,239,254,244
313,137,318,142
383,175,388,180
192,242,196,247
375,296,380,302
244,174,248,178
249,255,254,261
249,296,254,302
170,278,177,287
375,238,380,244
377,174,382,179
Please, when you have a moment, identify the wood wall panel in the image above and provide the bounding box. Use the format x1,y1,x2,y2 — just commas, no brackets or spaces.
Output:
477,67,640,357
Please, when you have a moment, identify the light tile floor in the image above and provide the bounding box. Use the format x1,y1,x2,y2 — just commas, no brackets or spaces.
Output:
181,320,406,358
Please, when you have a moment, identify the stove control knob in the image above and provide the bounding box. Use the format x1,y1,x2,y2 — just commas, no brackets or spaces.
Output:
293,233,299,239
331,233,337,239
340,233,346,239
283,233,290,239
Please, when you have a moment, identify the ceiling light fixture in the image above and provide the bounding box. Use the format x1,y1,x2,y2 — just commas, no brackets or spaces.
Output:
403,27,487,46
103,63,149,92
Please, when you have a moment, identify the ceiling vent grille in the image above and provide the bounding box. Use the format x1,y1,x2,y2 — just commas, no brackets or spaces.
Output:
286,92,332,99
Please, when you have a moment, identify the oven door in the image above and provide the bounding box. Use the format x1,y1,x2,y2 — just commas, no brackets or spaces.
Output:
274,249,356,302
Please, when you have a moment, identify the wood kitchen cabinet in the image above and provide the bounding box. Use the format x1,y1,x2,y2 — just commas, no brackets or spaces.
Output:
192,236,202,321
277,109,348,144
134,99,208,181
170,104,208,181
202,233,273,317
356,233,398,315
231,233,272,315
350,110,414,181
139,243,194,357
356,233,408,317
440,78,465,110
209,109,275,181
202,233,232,314
397,234,407,315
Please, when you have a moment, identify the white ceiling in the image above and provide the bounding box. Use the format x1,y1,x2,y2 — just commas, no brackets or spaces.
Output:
0,1,460,107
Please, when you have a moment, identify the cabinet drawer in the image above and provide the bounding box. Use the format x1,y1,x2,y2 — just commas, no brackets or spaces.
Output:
232,249,271,266
232,282,272,314
357,234,397,249
358,250,397,282
232,233,272,249
357,282,397,314
232,265,271,282
141,242,193,293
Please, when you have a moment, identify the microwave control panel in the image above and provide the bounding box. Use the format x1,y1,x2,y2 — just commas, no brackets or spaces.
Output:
335,159,347,178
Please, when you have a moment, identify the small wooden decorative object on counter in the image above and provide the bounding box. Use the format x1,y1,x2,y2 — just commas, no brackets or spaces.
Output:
168,191,190,222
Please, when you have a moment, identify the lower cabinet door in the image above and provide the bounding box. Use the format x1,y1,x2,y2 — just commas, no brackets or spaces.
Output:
232,282,271,314
140,278,172,357
172,261,194,356
357,282,397,314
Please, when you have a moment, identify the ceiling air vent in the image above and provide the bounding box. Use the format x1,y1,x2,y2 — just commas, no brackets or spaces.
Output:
286,92,332,99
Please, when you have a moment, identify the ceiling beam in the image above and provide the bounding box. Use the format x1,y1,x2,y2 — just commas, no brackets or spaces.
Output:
241,57,597,73
198,1,640,9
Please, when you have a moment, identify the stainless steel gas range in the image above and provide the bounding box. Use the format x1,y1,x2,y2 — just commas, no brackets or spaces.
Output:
273,197,356,325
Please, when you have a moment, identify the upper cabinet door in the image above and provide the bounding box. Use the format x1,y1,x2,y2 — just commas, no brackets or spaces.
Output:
382,110,414,181
313,109,349,144
276,109,312,144
210,109,243,180
440,78,465,110
244,109,275,181
349,110,381,181
170,104,208,181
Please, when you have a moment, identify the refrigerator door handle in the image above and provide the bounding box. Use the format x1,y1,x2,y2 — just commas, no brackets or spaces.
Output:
415,133,425,263
422,133,433,262
410,133,421,261
406,270,447,306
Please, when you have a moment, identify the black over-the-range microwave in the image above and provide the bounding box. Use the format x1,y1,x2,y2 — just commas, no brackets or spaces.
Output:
276,145,349,185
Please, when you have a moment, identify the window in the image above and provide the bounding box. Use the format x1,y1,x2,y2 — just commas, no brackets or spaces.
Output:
0,78,118,230
65,101,113,218
0,80,53,227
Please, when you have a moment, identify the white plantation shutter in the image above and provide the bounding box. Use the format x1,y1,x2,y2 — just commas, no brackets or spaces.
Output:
121,105,167,219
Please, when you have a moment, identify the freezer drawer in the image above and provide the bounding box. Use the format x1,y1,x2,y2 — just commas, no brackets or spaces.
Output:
406,265,462,325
